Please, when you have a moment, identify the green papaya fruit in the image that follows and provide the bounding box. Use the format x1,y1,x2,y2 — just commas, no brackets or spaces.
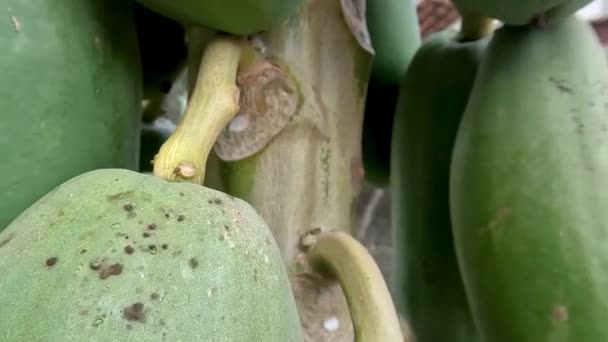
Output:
134,2,187,106
139,121,174,173
0,0,142,231
390,28,486,342
135,0,302,35
452,0,592,26
450,16,608,341
362,0,421,187
0,169,303,342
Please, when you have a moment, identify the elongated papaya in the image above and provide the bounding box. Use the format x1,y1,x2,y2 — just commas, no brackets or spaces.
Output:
135,0,302,35
390,23,490,342
450,16,608,341
362,0,420,187
0,169,303,341
452,0,592,26
0,0,142,231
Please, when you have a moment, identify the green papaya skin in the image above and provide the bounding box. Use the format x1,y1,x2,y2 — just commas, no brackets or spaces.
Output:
135,0,302,35
0,169,303,342
390,29,485,342
0,0,142,231
452,0,592,26
362,0,421,187
450,16,608,341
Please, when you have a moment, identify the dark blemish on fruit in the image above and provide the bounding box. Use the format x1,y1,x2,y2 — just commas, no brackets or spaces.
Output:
224,225,230,231
549,76,573,94
149,244,157,251
80,249,87,254
0,234,14,248
213,198,222,205
179,192,185,197
150,293,159,300
161,244,168,250
127,212,137,219
143,232,150,238
89,261,102,271
125,235,129,240
45,257,58,267
123,203,135,212
98,263,124,279
122,303,146,323
124,246,134,255
148,223,157,230
126,324,132,330
159,319,166,326
177,214,185,222
189,257,199,269
164,213,170,218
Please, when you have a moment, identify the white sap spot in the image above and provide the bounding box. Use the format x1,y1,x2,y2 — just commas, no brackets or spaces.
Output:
229,114,250,132
323,316,339,331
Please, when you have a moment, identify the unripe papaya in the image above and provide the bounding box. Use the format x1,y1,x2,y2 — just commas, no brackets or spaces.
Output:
451,16,608,341
390,28,486,342
0,0,142,231
135,0,302,35
452,0,592,26
362,0,420,187
0,169,303,342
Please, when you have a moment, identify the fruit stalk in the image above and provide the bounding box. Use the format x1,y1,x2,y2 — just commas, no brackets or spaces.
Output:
306,230,403,342
152,33,242,184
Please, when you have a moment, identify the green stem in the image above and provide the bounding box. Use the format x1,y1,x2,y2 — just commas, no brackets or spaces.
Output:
152,33,242,184
458,12,495,42
307,231,404,342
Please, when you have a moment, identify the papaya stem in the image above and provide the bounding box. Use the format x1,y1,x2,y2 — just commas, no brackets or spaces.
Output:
306,230,404,342
457,12,495,42
152,33,242,184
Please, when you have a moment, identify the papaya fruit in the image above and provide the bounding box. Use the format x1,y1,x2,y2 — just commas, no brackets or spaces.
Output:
362,0,420,187
135,0,302,35
0,169,303,342
0,0,142,231
450,16,608,341
134,1,187,122
390,27,488,342
452,0,592,26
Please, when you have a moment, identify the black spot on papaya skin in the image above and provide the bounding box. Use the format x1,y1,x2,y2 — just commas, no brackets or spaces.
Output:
161,244,168,250
123,203,135,212
124,246,134,255
45,257,58,267
549,76,573,94
148,245,157,253
97,263,124,279
224,225,230,231
179,192,185,197
189,257,199,269
150,293,159,300
122,303,146,323
147,223,157,230
177,214,185,222
143,232,151,238
89,261,102,271
212,198,223,205
80,249,87,254
0,234,14,248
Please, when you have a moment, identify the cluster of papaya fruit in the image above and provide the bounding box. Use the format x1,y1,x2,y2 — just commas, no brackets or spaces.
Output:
364,0,608,341
0,0,404,341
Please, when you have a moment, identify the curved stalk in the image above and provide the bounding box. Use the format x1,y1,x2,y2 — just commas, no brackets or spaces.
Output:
307,231,403,342
152,33,242,184
458,12,495,42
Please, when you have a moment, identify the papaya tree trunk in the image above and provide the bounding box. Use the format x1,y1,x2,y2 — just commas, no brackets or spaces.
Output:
186,0,393,340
